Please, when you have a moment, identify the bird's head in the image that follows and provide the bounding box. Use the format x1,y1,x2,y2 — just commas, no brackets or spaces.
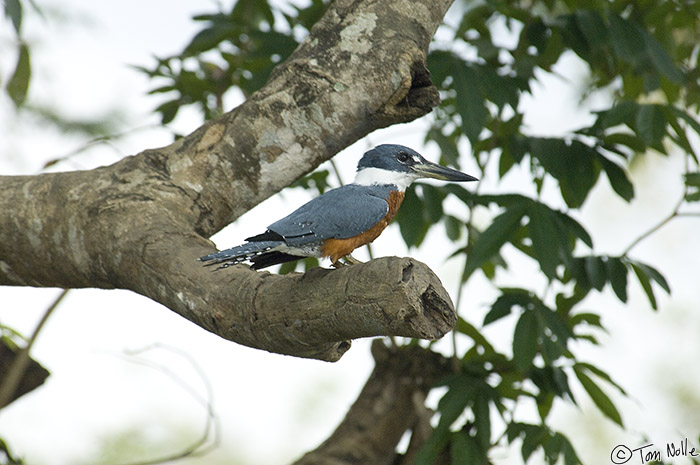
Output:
354,144,478,190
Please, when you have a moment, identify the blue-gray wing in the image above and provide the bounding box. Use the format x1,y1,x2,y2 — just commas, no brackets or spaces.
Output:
267,184,394,245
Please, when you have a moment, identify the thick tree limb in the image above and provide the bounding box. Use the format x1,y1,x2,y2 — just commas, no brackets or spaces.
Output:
293,340,453,464
0,0,457,360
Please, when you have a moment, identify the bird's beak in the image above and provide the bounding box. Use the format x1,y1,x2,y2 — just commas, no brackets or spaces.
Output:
412,160,479,182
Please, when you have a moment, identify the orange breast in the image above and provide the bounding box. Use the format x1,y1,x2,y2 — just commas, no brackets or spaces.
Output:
321,190,405,263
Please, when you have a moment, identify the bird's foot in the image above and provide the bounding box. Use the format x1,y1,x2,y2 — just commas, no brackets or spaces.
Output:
331,254,364,268
343,254,364,265
344,254,364,265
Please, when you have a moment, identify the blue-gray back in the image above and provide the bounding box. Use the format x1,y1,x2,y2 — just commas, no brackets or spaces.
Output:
268,184,395,245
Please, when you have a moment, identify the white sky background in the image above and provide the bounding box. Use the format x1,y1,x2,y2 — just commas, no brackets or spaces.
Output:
1,1,700,464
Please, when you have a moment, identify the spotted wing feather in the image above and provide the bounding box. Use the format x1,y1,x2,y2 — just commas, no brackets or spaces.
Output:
199,240,283,269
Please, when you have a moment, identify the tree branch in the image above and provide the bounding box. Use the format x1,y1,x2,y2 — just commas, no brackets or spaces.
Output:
293,340,453,464
0,0,457,360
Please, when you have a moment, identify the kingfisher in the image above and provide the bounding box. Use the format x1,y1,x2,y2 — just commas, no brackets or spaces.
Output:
200,144,477,270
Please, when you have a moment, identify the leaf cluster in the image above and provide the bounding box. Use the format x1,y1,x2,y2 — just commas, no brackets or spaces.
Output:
402,1,699,463
135,0,328,124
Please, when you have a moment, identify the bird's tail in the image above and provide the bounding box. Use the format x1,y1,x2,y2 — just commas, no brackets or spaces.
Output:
199,241,281,270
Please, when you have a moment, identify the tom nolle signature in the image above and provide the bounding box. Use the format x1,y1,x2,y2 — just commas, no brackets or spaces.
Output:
611,438,699,464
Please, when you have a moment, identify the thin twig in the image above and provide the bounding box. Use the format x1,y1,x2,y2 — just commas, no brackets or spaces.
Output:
111,343,220,465
42,123,161,170
329,158,345,187
621,193,686,256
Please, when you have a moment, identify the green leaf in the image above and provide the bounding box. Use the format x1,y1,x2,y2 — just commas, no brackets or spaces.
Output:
574,366,624,427
633,260,670,293
605,257,628,302
420,185,446,223
473,393,491,451
456,317,495,354
232,0,275,27
574,362,627,395
630,262,658,309
247,30,298,59
540,306,573,348
6,42,31,107
543,432,564,465
669,107,700,142
444,215,463,241
437,377,474,430
585,256,606,291
155,99,181,124
532,366,575,402
463,202,528,281
414,428,451,465
686,191,700,202
395,186,430,248
537,392,554,422
628,260,670,310
513,310,539,371
544,432,582,465
574,10,607,50
529,203,564,279
596,101,639,131
428,51,488,145
665,106,698,160
426,127,461,168
685,173,700,202
570,312,603,330
558,433,583,465
521,424,547,462
450,432,481,465
529,138,598,208
597,153,635,202
602,132,648,154
292,0,328,30
183,22,237,56
607,13,646,65
5,0,22,33
420,375,481,465
427,50,456,88
291,169,331,194
565,257,589,290
472,63,521,110
644,31,685,83
562,141,600,207
635,104,667,149
484,288,532,325
554,211,593,248
454,63,487,145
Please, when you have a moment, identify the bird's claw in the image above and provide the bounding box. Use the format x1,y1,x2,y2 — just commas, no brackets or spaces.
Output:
332,254,364,268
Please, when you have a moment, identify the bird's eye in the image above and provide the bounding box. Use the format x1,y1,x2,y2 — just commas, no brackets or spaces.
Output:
397,151,411,163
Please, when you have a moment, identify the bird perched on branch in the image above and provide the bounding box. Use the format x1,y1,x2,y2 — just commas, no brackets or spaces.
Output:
200,144,477,270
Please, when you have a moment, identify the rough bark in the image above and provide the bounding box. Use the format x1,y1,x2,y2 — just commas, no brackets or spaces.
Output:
293,340,453,465
0,0,456,361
